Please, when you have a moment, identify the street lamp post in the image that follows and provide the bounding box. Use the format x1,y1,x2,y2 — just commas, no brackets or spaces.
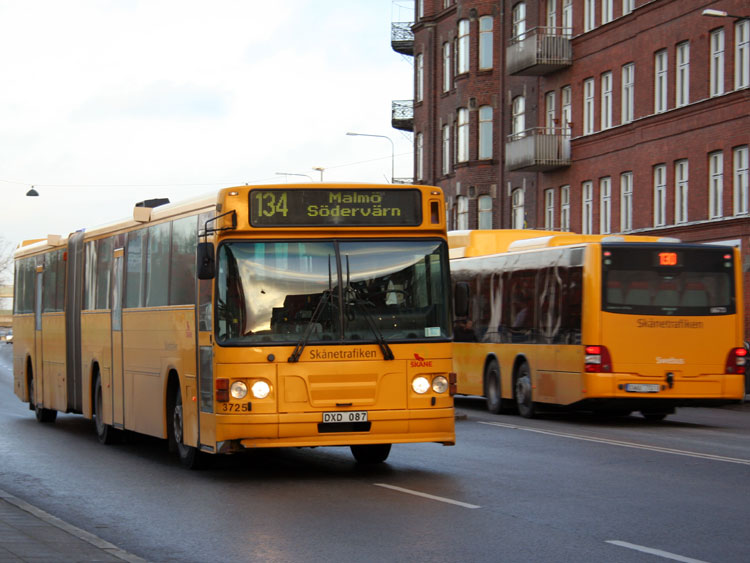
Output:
346,132,395,183
702,8,748,19
312,167,325,181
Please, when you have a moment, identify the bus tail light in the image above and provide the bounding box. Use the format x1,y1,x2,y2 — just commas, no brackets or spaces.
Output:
585,345,613,373
216,378,229,402
449,372,457,396
725,347,747,374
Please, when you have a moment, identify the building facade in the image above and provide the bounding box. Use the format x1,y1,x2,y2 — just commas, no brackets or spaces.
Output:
392,0,750,334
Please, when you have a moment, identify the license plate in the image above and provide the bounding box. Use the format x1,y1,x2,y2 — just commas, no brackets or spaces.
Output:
322,411,368,424
625,383,661,393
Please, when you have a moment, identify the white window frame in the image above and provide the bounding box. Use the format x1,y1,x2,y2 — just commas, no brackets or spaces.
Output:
512,96,526,137
582,181,593,234
562,86,572,134
734,146,749,216
479,16,493,70
654,50,668,113
457,195,469,230
620,172,633,231
545,91,556,132
547,0,557,31
675,159,689,224
457,108,469,163
584,0,596,32
511,188,525,229
601,71,612,130
416,53,424,103
583,78,595,135
560,185,570,231
709,151,723,219
562,0,573,37
442,42,452,92
478,106,493,160
601,0,613,25
545,189,555,230
457,19,470,74
711,29,725,97
478,195,493,229
622,63,635,123
623,0,634,16
600,177,612,234
442,124,451,175
416,132,424,181
653,164,667,227
512,3,527,39
736,20,750,89
676,42,690,108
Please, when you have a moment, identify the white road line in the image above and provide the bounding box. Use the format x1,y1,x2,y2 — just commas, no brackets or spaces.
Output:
374,483,480,509
607,540,710,563
479,421,750,465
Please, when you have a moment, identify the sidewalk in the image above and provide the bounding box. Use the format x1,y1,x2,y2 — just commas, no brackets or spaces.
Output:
0,489,146,563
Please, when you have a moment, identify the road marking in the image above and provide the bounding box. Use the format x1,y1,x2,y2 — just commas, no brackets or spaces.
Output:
607,540,710,563
374,483,480,509
479,421,750,465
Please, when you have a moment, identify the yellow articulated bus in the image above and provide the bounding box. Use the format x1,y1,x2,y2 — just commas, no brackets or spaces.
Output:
449,230,746,420
12,184,455,468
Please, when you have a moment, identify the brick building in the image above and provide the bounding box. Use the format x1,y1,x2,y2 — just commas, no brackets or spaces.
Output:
391,0,750,334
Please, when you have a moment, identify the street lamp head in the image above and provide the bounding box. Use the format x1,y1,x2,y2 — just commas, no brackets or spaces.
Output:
26,186,39,197
702,9,728,17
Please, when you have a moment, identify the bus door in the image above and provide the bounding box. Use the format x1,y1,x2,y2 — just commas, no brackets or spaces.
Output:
34,266,44,407
111,249,125,428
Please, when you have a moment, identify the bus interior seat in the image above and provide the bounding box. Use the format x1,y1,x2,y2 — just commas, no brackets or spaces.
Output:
681,282,709,307
624,281,651,306
653,281,680,307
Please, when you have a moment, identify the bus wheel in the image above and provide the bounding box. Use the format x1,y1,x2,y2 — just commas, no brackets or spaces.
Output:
172,387,209,470
94,376,121,445
30,376,57,424
350,444,391,464
514,362,536,419
484,359,503,414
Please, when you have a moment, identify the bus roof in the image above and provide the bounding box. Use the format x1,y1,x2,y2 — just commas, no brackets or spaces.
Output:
448,230,682,258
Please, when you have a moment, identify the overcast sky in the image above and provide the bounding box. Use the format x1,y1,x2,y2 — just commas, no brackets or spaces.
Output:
0,0,416,247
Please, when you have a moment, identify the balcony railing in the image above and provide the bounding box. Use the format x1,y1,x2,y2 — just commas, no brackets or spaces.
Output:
505,127,571,171
391,22,414,56
506,27,572,76
392,100,414,132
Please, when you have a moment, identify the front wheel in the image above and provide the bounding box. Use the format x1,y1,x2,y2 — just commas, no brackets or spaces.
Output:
350,444,391,464
172,386,209,469
514,362,536,419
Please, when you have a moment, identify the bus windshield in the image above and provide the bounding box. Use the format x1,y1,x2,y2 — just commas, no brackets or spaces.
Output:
601,244,736,316
216,239,451,345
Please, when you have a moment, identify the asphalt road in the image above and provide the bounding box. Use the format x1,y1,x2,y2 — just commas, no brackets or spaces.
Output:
1,344,748,562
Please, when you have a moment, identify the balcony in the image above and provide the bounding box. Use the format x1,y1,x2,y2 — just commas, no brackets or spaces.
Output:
392,100,414,132
506,27,572,76
391,22,414,56
505,128,571,172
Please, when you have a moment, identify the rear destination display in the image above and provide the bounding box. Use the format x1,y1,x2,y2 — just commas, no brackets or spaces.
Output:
250,188,423,227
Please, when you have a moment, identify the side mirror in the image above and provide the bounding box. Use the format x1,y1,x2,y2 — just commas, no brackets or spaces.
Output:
197,242,215,280
454,282,470,318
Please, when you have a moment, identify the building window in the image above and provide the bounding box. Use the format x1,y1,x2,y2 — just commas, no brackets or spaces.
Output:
478,105,493,160
511,188,525,228
620,172,633,231
709,151,724,219
416,53,424,103
545,189,555,230
512,3,526,39
654,49,668,113
653,164,667,227
734,146,749,216
601,71,612,130
442,42,452,92
545,91,556,132
562,0,573,37
622,63,635,123
457,108,469,162
512,96,526,137
478,195,493,229
676,41,690,107
457,19,470,74
456,195,469,229
711,29,725,97
584,0,596,32
479,16,493,70
560,185,570,231
547,0,557,30
562,86,572,134
675,159,689,224
417,0,424,20
442,124,451,175
623,0,634,15
582,181,593,234
600,177,612,234
601,0,613,25
736,20,750,89
583,78,595,135
416,132,424,181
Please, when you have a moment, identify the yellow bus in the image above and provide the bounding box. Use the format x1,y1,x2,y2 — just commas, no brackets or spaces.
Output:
12,184,455,467
450,230,746,420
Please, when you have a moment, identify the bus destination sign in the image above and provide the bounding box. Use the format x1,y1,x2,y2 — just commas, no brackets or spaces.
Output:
249,188,422,227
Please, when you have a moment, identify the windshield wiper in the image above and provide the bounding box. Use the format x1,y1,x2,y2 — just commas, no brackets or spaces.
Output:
288,257,333,363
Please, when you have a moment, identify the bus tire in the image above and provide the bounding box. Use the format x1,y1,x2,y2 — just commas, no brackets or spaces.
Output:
94,375,121,445
30,375,57,424
350,444,391,464
172,386,209,470
484,359,503,414
514,361,536,419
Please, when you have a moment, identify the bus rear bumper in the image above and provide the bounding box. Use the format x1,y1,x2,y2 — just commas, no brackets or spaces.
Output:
583,372,746,401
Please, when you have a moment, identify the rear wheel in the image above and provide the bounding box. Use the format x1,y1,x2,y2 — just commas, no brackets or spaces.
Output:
484,359,503,414
94,376,121,444
30,375,57,423
172,386,209,469
350,444,391,464
514,361,536,419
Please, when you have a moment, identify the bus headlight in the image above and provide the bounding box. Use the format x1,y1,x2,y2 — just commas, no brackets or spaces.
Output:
230,381,248,399
412,376,430,394
432,376,449,394
251,380,271,399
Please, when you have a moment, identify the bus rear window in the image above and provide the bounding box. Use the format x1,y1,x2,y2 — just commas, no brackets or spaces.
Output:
601,244,735,316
